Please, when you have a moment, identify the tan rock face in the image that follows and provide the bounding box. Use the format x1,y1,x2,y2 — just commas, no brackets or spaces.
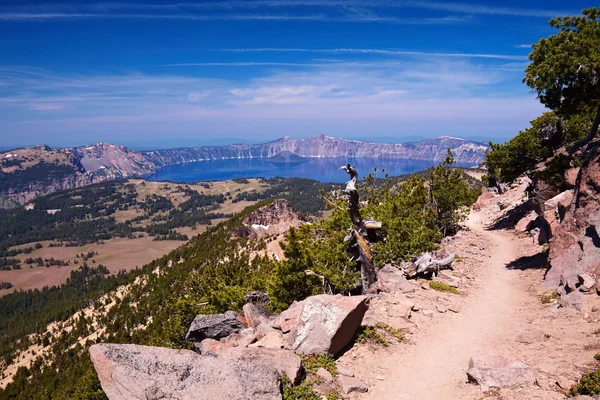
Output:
89,344,281,400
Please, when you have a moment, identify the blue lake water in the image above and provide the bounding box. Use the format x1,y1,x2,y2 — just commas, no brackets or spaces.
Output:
148,157,476,183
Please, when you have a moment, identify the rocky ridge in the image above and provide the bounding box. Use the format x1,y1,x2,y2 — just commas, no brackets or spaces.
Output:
1,135,488,207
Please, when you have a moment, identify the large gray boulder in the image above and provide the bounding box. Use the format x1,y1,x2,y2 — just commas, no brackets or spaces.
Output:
285,294,368,356
89,343,281,400
185,310,246,342
467,351,537,388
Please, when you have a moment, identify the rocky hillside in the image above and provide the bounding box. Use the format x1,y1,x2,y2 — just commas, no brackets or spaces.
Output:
0,135,488,208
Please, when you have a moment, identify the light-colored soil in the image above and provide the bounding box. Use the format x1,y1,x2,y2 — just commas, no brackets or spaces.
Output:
343,180,600,400
1,178,268,295
464,169,485,181
1,237,186,294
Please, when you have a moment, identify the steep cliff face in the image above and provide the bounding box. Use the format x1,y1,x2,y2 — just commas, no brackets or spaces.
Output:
143,135,488,166
1,136,488,208
0,143,154,208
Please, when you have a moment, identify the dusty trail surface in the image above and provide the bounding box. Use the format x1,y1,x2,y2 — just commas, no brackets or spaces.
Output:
362,212,530,400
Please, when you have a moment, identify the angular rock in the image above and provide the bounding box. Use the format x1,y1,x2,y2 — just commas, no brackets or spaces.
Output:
578,273,597,293
316,367,334,384
337,375,368,394
565,168,580,188
196,338,229,356
186,311,246,342
560,290,585,311
254,323,276,341
89,343,280,400
243,303,274,328
473,192,494,211
280,318,295,333
272,300,303,330
219,346,304,385
249,331,284,349
516,211,538,233
467,351,537,388
377,265,416,294
286,294,369,356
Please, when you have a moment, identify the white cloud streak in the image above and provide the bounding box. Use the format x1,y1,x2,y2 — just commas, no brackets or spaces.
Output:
0,59,537,139
0,0,573,22
3,1,573,18
221,48,528,61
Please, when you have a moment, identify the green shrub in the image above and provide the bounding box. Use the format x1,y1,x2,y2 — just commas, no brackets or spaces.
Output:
375,322,404,342
429,281,459,294
571,368,600,396
300,354,338,376
355,325,389,346
281,376,320,400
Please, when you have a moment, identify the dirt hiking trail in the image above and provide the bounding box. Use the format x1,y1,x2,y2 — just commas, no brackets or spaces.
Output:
362,211,531,400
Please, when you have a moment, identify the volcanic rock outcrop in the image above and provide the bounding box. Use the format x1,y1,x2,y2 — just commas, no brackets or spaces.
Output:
545,140,600,291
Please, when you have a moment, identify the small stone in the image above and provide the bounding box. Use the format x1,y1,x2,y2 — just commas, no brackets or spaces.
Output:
411,304,420,312
280,319,295,333
422,310,434,317
436,304,447,313
337,375,368,394
376,375,385,381
421,283,430,290
448,306,461,313
316,367,333,384
516,330,549,344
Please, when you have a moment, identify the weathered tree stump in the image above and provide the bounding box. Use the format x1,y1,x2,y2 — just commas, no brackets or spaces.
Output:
413,252,455,277
340,164,378,293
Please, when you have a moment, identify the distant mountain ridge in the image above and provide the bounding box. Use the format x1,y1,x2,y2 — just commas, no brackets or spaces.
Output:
0,135,488,207
143,135,487,169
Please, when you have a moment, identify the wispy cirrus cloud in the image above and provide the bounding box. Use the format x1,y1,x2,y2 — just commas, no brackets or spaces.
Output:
0,0,572,23
2,1,573,18
220,48,528,61
0,12,471,24
0,57,542,145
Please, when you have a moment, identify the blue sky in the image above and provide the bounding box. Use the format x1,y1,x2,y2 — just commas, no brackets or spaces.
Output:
0,0,594,148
